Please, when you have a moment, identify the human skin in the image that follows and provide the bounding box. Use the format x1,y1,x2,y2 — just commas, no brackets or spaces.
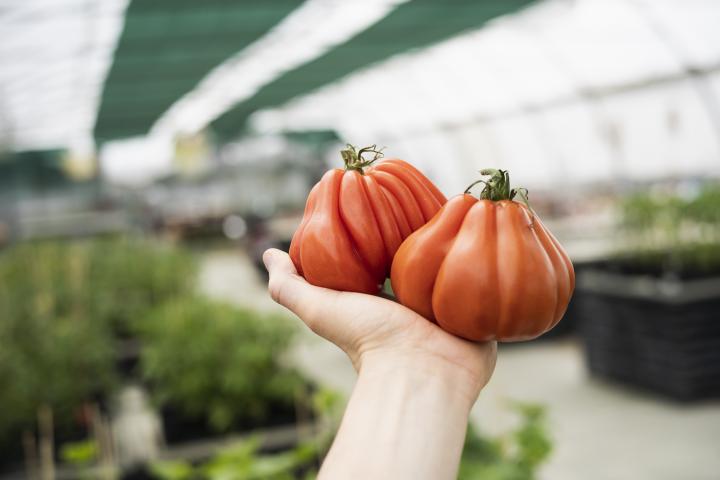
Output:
263,248,497,480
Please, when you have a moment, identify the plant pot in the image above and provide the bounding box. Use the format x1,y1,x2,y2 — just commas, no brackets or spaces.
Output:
576,264,720,401
157,419,325,464
160,395,314,446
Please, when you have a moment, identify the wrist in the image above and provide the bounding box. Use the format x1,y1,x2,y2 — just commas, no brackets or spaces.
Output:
357,350,482,412
321,348,480,480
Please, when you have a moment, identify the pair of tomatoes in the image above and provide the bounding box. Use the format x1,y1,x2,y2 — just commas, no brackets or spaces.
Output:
289,145,574,342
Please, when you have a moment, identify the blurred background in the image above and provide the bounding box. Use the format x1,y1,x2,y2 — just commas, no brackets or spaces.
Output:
1,0,719,479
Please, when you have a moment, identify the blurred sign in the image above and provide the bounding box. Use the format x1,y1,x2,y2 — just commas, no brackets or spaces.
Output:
173,131,211,177
61,150,97,181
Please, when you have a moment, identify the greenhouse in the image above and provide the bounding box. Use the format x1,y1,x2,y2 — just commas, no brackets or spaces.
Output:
1,0,719,479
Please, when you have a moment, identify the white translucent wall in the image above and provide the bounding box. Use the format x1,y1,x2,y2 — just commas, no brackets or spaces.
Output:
253,0,720,192
0,0,128,152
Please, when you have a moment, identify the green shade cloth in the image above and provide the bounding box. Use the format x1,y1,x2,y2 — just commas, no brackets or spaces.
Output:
94,0,302,141
284,130,341,148
0,150,74,193
210,0,534,139
94,0,533,142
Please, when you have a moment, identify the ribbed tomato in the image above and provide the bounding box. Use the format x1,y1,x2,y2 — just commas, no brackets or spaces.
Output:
390,169,574,341
290,145,446,294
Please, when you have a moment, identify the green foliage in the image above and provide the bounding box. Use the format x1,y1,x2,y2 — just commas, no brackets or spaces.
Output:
202,437,317,480
681,184,720,226
311,388,343,418
0,238,195,437
151,388,341,480
0,244,116,435
136,297,305,432
60,439,98,466
618,183,720,272
153,438,320,480
84,238,196,333
0,309,113,434
0,238,196,334
459,402,552,480
151,460,194,480
510,403,553,473
151,399,550,480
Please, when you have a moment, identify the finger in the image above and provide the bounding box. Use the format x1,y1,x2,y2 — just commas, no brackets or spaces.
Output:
263,249,339,334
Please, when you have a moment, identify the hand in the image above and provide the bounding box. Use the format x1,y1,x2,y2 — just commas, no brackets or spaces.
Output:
263,248,496,406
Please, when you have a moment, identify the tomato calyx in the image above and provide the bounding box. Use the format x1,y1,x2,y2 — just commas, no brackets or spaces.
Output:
464,168,527,202
341,144,385,173
465,168,534,222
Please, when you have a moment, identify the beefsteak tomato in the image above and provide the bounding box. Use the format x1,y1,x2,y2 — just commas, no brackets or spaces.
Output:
391,169,574,341
290,145,446,294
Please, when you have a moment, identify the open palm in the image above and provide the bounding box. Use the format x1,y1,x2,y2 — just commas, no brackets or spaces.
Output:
263,249,496,402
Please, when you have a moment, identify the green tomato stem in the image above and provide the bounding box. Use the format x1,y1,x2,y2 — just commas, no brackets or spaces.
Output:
341,144,385,173
465,168,533,213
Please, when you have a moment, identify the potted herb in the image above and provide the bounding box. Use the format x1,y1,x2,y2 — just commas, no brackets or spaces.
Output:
577,183,720,400
134,297,312,443
0,238,196,471
0,242,118,471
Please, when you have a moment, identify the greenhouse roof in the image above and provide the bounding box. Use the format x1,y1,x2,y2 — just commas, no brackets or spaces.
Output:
0,0,535,148
207,0,535,139
1,0,719,187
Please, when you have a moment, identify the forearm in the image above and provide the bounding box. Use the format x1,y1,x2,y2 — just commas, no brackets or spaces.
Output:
319,355,476,480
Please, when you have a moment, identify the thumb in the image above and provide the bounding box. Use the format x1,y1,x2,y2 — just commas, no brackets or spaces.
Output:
263,248,297,277
263,249,346,345
263,248,332,325
263,248,301,312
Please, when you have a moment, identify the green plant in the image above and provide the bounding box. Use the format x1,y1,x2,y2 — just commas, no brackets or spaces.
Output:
152,398,549,480
203,437,316,480
136,297,305,432
459,402,552,480
0,238,195,440
151,460,194,480
0,238,195,335
0,243,116,437
618,183,720,273
153,438,319,480
60,439,98,465
85,238,196,333
152,388,341,480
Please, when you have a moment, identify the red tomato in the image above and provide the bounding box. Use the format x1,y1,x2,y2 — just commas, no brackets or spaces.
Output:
390,169,574,341
290,145,446,294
